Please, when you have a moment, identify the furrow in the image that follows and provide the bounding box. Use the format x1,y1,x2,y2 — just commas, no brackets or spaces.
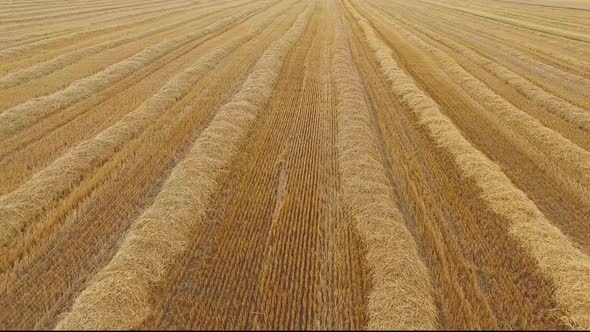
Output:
0,0,176,25
363,6,590,201
0,4,295,328
0,1,273,141
0,2,278,251
0,0,220,62
55,5,314,329
382,5,590,134
348,2,590,328
331,9,437,330
0,0,253,89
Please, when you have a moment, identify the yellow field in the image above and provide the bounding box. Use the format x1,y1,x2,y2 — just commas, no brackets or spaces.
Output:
0,0,589,329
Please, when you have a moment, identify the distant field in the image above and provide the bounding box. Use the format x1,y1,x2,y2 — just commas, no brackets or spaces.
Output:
0,0,589,329
499,0,590,10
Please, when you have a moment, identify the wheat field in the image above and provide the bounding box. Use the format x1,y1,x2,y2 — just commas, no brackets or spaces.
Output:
0,0,589,329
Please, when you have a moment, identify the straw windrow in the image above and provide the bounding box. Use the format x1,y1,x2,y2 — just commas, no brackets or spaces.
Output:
0,1,275,141
55,5,314,329
0,3,286,249
331,9,437,330
346,1,590,328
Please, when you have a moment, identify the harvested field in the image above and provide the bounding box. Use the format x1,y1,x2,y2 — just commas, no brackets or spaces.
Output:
0,0,589,329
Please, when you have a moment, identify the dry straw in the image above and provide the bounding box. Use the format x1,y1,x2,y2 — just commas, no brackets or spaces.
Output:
396,13,590,134
331,11,437,330
0,0,253,89
389,1,590,95
451,21,590,89
0,1,272,141
368,9,590,186
0,0,184,33
0,3,281,249
0,0,200,59
419,0,590,43
0,0,170,25
405,0,590,70
347,1,590,328
55,5,313,329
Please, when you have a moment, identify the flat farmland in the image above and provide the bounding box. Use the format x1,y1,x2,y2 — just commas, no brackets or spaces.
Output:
0,0,589,329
